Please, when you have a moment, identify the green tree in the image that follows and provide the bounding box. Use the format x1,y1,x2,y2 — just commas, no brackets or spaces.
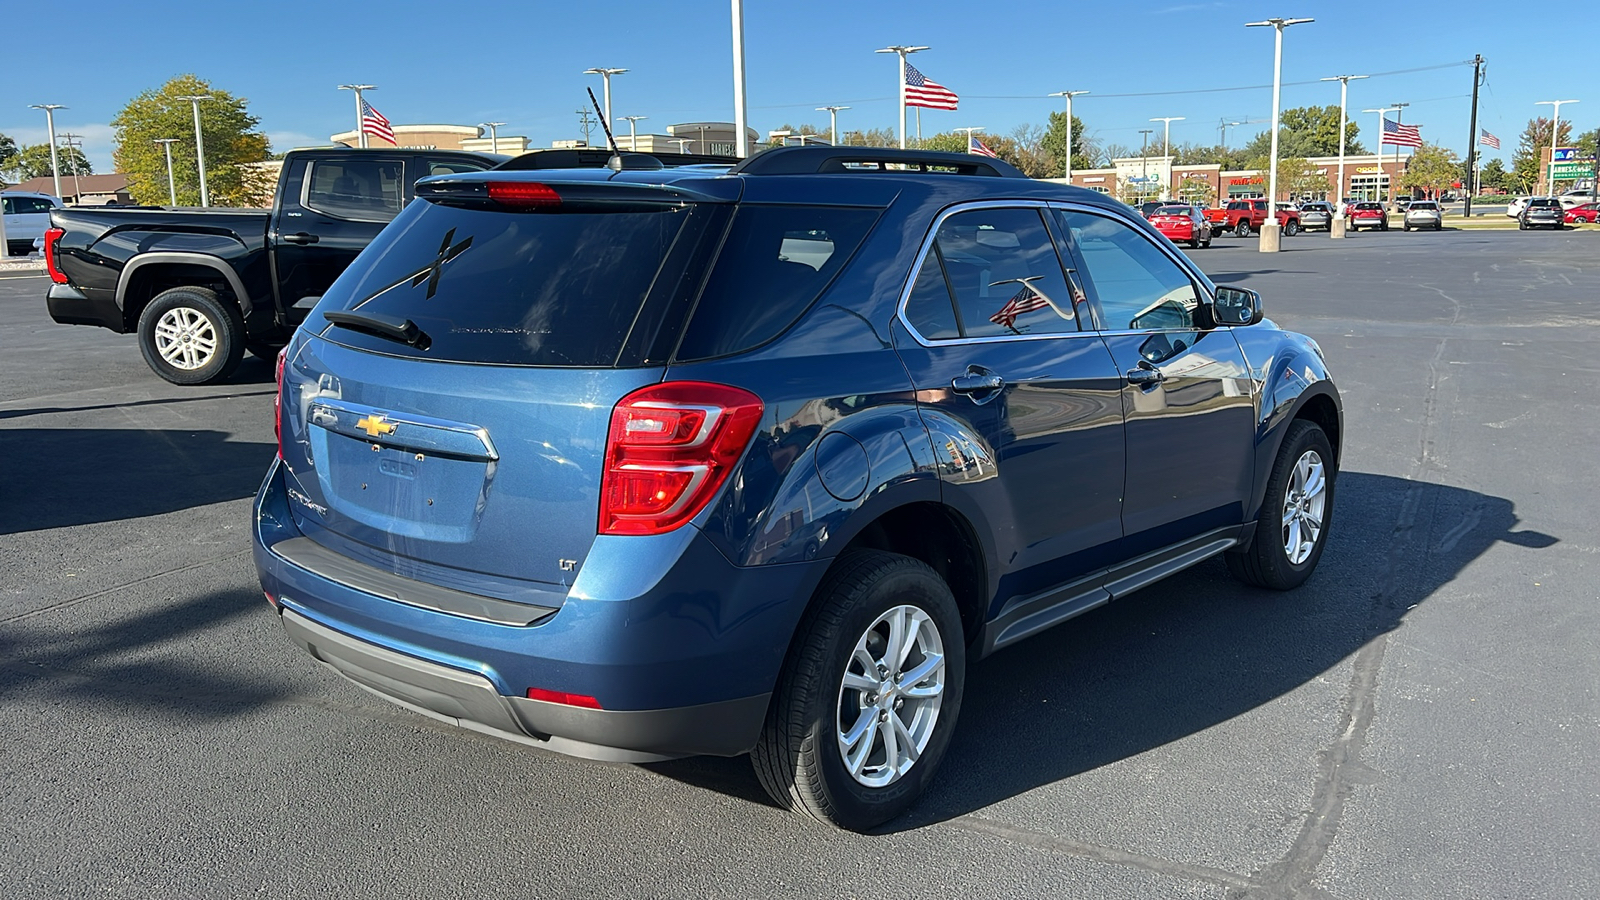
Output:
1478,157,1511,193
1241,107,1365,161
1245,154,1329,199
112,74,270,206
1511,116,1572,193
1399,143,1460,198
1176,176,1215,206
839,127,897,147
12,143,93,181
0,132,19,182
1038,111,1095,177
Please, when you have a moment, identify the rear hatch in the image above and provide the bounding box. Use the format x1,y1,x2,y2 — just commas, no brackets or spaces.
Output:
278,173,737,588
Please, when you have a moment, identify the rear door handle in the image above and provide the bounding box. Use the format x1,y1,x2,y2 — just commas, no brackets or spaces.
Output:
1126,363,1165,387
951,367,1005,402
282,232,320,245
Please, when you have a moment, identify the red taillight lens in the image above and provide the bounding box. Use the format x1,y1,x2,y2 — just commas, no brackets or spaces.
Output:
599,382,764,536
274,346,288,458
487,182,562,209
43,227,68,284
526,687,603,709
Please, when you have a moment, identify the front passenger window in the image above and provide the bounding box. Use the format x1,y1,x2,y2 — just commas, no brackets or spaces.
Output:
1056,210,1199,331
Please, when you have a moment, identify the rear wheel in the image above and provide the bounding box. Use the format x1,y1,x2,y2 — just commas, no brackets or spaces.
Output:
1226,420,1335,591
136,287,246,386
1235,220,1252,237
752,550,965,831
1284,220,1300,237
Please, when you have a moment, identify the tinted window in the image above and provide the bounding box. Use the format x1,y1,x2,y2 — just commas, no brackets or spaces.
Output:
1057,210,1198,332
923,207,1081,339
10,197,54,214
1410,202,1437,210
306,159,405,222
1154,206,1193,216
1529,199,1560,208
675,205,879,360
428,158,492,176
903,247,961,340
316,198,706,366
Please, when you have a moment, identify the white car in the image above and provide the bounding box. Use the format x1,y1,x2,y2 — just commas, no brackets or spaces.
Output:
1558,190,1595,210
2,191,64,256
1506,196,1531,218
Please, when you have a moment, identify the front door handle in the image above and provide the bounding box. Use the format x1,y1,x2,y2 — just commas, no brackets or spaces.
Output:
951,366,1005,402
1126,363,1165,387
282,232,320,245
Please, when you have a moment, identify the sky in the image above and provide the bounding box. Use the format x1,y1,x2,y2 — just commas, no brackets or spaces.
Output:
3,0,1583,176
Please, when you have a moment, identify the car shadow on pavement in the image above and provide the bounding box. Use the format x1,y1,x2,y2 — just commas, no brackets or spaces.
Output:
647,471,1558,827
0,428,276,534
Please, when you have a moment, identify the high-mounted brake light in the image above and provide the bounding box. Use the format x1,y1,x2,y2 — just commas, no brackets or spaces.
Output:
526,687,603,709
599,382,764,536
487,182,562,209
43,227,68,284
274,346,288,459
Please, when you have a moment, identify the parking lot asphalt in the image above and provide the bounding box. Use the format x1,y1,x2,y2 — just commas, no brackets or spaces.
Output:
3,228,1598,899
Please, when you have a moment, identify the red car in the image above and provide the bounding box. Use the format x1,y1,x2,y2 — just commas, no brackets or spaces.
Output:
1564,203,1599,224
1149,204,1213,249
1347,201,1389,231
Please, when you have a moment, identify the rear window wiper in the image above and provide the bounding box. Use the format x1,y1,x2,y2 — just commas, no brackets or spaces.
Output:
322,310,432,351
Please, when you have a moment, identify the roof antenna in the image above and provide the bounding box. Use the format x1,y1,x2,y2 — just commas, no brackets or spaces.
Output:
587,87,619,155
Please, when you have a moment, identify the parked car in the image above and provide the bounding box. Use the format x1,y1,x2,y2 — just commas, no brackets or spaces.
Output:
1205,199,1301,237
1519,197,1565,230
1563,203,1599,224
1557,189,1595,209
255,145,1342,831
1347,201,1389,231
1148,204,1213,248
1298,201,1335,231
1506,196,1531,218
1139,200,1167,218
1394,197,1413,212
1402,200,1443,231
2,191,63,257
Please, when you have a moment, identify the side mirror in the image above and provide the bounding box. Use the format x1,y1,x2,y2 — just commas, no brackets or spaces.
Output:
1212,286,1263,326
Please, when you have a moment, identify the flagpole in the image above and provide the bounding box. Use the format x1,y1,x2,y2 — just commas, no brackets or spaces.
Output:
339,84,376,149
916,109,921,148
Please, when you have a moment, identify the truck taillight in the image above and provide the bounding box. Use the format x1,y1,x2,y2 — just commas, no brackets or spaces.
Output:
43,227,68,284
598,382,763,536
274,346,288,458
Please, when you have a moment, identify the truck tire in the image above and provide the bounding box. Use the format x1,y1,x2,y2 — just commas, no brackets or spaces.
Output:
1235,219,1252,237
1284,220,1300,237
137,286,246,386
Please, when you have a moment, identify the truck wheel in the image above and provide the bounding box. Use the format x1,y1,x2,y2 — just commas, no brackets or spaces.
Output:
1284,220,1300,237
752,550,966,831
1225,419,1335,591
137,286,246,386
1235,220,1252,237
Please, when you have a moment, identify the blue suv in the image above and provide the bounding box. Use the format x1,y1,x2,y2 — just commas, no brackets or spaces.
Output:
254,147,1341,830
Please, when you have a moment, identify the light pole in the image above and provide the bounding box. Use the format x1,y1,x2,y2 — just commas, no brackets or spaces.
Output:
875,45,929,149
1362,106,1400,203
1535,99,1579,194
176,94,212,207
337,84,376,148
28,104,67,200
480,122,505,154
620,116,647,152
1150,116,1185,199
1048,90,1089,181
1321,74,1368,217
583,67,627,129
670,138,692,154
816,106,850,146
1139,128,1154,203
955,126,985,154
60,133,84,201
1246,16,1314,253
154,138,180,205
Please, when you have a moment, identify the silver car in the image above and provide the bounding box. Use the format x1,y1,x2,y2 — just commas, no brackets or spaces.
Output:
1299,202,1334,231
1403,200,1443,232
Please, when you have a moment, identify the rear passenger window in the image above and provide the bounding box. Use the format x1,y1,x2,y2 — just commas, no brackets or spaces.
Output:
903,247,961,340
1057,210,1199,332
904,207,1081,340
306,159,405,222
674,205,880,360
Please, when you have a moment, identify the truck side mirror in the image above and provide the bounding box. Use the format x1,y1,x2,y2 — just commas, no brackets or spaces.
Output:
1212,286,1263,326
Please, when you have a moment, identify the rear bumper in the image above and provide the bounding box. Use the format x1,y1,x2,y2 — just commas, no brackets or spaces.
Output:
46,283,125,331
253,458,825,760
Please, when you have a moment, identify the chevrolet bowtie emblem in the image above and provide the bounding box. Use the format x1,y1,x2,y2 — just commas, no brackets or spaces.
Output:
355,414,397,438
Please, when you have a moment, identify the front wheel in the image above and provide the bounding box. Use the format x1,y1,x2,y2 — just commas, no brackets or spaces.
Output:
1284,220,1300,237
136,287,246,386
1235,220,1252,237
1226,420,1335,590
752,551,966,831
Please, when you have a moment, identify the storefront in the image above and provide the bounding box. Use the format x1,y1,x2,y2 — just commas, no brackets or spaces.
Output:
1226,175,1266,199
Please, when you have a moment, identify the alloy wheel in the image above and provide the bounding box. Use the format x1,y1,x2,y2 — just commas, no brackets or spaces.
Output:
835,604,946,789
1282,449,1327,565
153,307,219,371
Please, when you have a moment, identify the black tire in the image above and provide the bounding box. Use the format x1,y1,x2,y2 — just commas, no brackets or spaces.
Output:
1235,220,1252,237
1434,223,1442,232
1190,238,1201,249
136,287,246,386
1202,234,1213,248
1284,220,1300,237
1226,420,1335,591
752,550,966,831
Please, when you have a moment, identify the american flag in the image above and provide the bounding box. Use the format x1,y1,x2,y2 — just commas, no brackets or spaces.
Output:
361,98,396,144
1381,117,1422,149
969,135,998,158
988,285,1050,329
904,62,959,111
1479,129,1500,150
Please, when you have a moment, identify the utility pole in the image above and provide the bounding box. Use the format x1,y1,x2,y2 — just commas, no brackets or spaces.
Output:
816,106,850,146
620,116,647,152
176,94,212,207
575,108,597,146
1049,90,1089,181
337,84,377,148
875,45,928,149
154,138,180,205
1464,55,1484,217
28,104,67,200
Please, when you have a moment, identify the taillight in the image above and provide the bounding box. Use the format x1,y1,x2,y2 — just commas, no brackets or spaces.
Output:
526,687,603,709
43,227,68,284
487,182,561,209
274,346,288,458
598,382,764,536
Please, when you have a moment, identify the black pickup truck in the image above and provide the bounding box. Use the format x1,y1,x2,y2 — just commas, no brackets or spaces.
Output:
43,147,501,384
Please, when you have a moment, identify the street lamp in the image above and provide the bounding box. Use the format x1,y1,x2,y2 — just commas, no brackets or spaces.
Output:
154,138,180,205
1321,74,1368,217
669,138,692,153
28,104,67,200
955,126,985,154
582,67,627,129
60,133,84,201
1535,99,1579,194
816,105,850,146
480,121,505,154
337,84,377,148
175,94,213,207
875,45,929,148
620,116,647,152
1246,16,1314,253
1150,116,1185,199
1362,107,1400,204
1138,128,1154,202
1048,90,1089,181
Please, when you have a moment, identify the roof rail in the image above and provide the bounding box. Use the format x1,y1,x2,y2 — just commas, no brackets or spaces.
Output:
728,146,1026,178
497,148,739,171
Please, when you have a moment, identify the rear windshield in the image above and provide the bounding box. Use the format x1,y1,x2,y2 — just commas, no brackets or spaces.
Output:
1355,203,1382,210
1410,202,1437,210
1529,199,1560,208
1153,206,1192,216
